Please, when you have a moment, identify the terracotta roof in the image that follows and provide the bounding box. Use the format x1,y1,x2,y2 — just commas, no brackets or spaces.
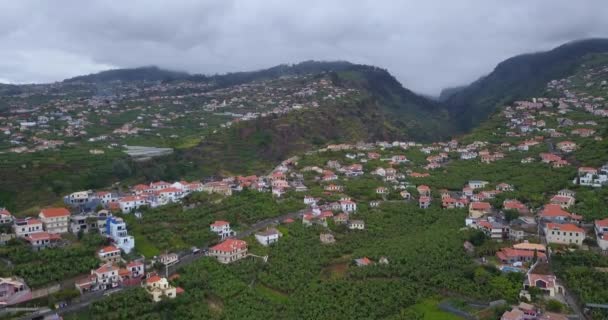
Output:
99,245,120,254
210,239,247,252
546,223,584,233
596,218,608,228
147,275,162,283
26,232,61,241
540,204,570,217
40,208,70,218
127,261,143,268
513,242,546,252
470,202,491,210
96,264,119,274
210,220,229,227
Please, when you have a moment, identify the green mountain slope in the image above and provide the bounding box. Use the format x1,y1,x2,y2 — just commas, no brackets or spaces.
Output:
446,38,608,130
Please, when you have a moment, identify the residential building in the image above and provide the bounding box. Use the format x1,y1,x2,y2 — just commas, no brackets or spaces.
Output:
348,220,365,230
469,202,492,218
39,208,70,234
208,239,248,264
145,276,177,302
98,245,121,263
544,223,585,246
105,217,135,254
210,220,234,240
13,218,43,238
419,196,431,209
594,218,608,250
0,277,32,305
255,228,282,246
0,208,13,224
25,232,61,250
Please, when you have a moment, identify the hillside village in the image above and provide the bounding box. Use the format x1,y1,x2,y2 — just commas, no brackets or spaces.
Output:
0,58,608,319
0,74,356,154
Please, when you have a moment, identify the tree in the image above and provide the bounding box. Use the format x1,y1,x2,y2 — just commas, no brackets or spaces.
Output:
546,299,564,312
504,209,520,222
112,159,132,179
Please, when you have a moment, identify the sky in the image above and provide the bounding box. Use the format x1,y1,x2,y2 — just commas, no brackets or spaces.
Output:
1,0,608,95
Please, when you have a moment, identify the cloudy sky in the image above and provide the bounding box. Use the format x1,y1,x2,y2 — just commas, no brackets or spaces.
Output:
1,0,607,95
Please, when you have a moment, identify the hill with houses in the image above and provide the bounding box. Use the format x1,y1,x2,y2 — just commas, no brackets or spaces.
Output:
0,42,608,319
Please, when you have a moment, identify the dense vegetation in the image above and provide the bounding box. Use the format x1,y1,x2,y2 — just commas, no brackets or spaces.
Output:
69,203,522,320
0,233,106,288
128,190,305,256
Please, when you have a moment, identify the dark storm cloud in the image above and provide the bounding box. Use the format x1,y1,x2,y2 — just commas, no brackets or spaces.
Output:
1,0,607,95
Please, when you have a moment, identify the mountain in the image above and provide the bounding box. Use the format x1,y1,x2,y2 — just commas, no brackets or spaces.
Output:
156,63,454,177
64,66,191,83
438,85,467,101
445,38,608,130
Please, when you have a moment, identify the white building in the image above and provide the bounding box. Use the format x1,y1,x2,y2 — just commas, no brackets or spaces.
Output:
210,221,234,240
255,228,282,246
105,217,135,254
544,223,585,246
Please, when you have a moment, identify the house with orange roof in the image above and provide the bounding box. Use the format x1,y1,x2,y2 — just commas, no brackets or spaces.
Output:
417,185,430,197
98,245,121,263
419,196,431,209
76,263,123,293
503,200,529,214
24,232,61,250
13,218,43,238
524,264,564,297
144,276,177,302
544,223,585,246
210,220,234,240
39,208,70,234
549,195,575,209
538,204,581,223
354,257,372,267
496,247,547,264
0,208,13,224
340,198,357,212
208,239,248,264
469,202,492,218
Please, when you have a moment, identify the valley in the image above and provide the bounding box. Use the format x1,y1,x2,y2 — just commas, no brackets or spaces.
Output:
1,41,608,320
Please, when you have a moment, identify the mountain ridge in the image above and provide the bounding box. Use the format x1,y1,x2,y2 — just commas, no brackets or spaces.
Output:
445,38,608,130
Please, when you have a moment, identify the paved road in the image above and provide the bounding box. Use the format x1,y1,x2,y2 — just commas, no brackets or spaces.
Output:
20,208,307,319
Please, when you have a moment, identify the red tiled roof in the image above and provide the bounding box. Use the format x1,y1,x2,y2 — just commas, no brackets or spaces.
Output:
540,204,570,217
147,275,162,283
210,239,247,252
26,232,61,241
210,220,229,227
546,223,583,233
596,218,608,228
40,208,70,218
127,261,143,268
470,202,491,210
96,264,119,274
99,245,120,254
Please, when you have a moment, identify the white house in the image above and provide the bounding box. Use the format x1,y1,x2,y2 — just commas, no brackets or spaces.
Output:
210,221,234,240
118,196,148,213
595,218,608,250
544,223,585,246
468,180,489,189
105,217,135,254
340,199,357,212
255,228,282,246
